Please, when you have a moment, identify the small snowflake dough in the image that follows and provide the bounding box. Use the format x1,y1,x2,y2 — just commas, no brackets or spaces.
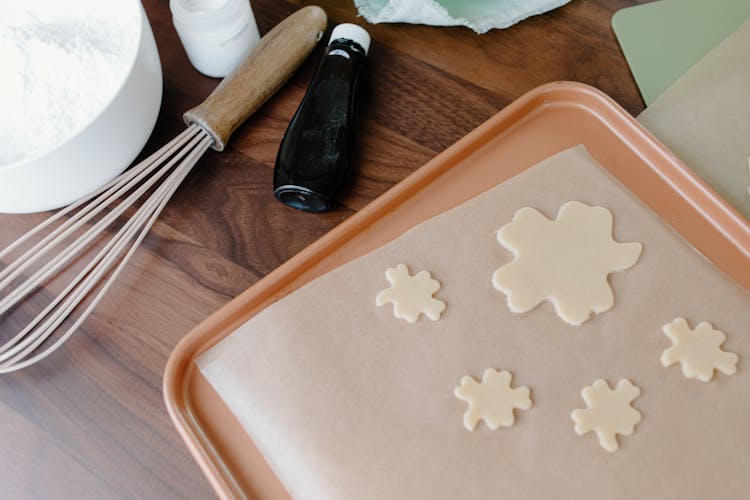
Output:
571,379,641,452
376,264,446,323
492,201,642,326
454,369,532,431
661,317,739,382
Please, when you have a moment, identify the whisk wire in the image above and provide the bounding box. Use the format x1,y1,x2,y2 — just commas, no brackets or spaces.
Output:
0,131,207,315
0,129,212,373
0,125,201,264
0,161,194,363
0,125,203,290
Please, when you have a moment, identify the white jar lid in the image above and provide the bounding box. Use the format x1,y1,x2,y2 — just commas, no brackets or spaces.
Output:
329,23,371,55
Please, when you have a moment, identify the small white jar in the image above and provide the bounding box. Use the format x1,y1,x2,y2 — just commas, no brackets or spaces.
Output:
170,0,260,78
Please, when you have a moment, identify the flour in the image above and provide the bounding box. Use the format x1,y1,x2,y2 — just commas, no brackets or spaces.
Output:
0,0,140,166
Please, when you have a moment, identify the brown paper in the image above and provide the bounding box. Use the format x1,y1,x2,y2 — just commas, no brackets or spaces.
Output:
198,146,750,499
638,19,750,221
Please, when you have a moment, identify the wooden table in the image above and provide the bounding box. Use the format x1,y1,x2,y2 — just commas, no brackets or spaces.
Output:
0,0,647,497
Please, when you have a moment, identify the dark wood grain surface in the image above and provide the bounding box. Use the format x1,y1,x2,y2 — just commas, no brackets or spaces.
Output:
1,0,647,497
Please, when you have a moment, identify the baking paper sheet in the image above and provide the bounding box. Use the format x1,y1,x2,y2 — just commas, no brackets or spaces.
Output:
199,146,750,499
638,19,750,221
612,0,750,105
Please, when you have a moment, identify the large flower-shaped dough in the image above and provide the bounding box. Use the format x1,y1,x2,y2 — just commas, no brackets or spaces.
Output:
454,369,532,431
492,201,642,326
376,264,446,323
571,378,641,452
661,317,739,382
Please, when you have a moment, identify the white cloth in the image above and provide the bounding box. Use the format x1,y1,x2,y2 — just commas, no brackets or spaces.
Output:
354,0,571,34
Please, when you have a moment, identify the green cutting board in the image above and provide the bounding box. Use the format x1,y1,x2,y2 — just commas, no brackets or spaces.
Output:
612,0,750,105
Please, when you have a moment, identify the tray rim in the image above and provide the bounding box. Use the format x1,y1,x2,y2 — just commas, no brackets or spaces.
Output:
163,81,750,499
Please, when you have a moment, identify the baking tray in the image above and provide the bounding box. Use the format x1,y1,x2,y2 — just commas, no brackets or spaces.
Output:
164,82,750,499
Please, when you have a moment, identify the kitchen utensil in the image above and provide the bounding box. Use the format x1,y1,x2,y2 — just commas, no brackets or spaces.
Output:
0,0,162,214
612,0,750,105
0,6,328,373
164,82,750,499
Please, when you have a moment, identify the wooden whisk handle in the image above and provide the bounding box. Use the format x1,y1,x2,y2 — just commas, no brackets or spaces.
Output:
183,6,328,151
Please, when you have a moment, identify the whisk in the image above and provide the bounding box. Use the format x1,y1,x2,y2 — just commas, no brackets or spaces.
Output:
0,6,327,373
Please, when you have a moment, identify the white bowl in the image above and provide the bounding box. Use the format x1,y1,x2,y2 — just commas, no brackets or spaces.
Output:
0,1,163,214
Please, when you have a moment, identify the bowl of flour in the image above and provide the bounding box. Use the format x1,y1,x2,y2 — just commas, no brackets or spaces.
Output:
0,0,162,213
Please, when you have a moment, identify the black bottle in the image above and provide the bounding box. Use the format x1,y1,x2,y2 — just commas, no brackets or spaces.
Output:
273,24,370,212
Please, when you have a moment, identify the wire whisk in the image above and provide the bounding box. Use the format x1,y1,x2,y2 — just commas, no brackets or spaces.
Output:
0,127,212,372
0,6,328,373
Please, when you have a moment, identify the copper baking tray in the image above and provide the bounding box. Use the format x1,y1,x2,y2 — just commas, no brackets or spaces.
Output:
164,82,750,499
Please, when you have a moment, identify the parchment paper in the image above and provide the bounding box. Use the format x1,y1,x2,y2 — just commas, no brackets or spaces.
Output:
199,146,750,500
638,19,750,221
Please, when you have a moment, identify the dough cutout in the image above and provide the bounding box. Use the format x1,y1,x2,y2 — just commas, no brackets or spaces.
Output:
454,369,532,431
571,378,641,452
492,201,642,326
376,264,445,323
661,317,739,382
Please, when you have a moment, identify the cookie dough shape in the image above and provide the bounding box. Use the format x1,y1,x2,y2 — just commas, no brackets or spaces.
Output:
492,201,642,326
661,317,739,382
376,264,446,323
454,369,532,431
571,378,641,452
